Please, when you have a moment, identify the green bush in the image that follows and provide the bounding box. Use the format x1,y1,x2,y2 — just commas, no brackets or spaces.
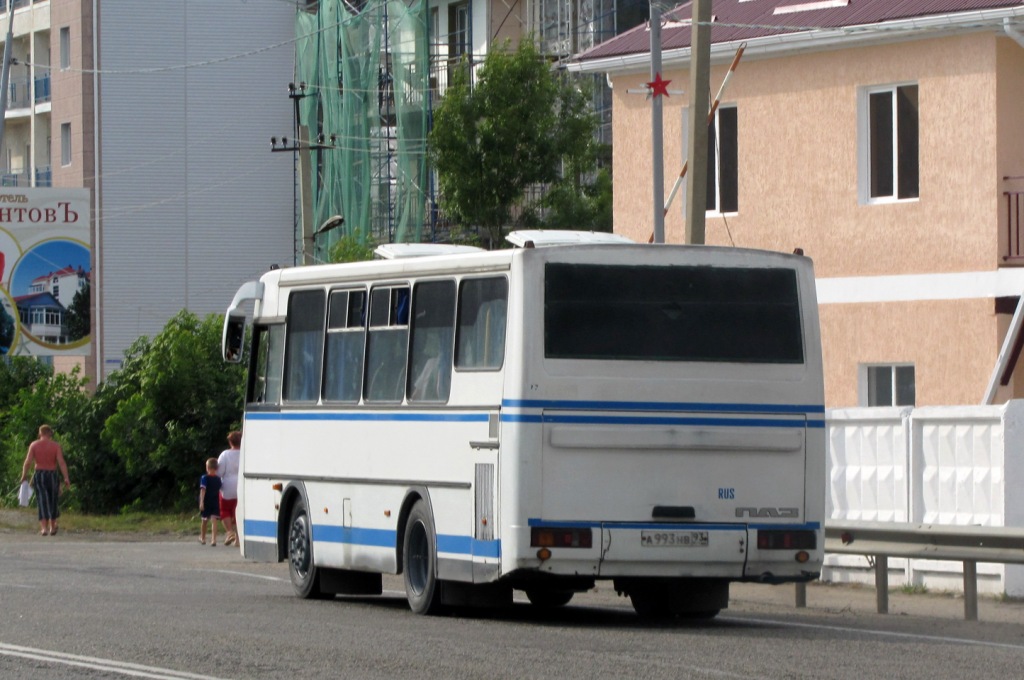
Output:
0,311,246,513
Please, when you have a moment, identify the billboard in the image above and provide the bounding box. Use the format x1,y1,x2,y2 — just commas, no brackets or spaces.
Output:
0,188,92,357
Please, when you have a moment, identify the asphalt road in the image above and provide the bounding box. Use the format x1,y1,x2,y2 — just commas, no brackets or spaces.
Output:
1,530,1023,679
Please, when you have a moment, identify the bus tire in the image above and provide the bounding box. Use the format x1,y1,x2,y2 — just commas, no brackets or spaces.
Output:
629,590,673,620
287,497,329,600
525,589,574,608
403,500,441,615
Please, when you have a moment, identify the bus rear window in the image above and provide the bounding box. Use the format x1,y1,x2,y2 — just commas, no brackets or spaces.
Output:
544,263,804,364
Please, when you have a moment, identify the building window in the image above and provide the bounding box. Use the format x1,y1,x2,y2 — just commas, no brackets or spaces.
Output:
863,364,915,406
60,27,70,70
861,84,918,202
60,123,71,166
448,2,469,65
707,105,738,214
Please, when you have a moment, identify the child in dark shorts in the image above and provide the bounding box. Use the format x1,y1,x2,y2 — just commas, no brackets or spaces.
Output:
199,458,222,545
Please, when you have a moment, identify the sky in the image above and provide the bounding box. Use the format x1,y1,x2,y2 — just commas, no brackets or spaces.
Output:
8,239,90,297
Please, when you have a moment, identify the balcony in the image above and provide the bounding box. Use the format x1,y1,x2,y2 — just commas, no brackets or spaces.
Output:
6,78,31,110
1,169,26,186
34,73,49,103
2,0,32,12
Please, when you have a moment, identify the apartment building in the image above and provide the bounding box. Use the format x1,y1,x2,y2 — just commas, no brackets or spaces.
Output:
0,0,295,382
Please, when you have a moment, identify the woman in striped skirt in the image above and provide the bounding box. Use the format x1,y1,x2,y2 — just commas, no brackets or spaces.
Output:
20,424,71,536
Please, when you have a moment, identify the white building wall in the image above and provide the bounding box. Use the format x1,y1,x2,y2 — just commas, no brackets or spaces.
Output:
824,401,1024,597
98,0,294,374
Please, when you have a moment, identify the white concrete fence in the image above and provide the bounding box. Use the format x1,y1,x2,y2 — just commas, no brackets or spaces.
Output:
824,400,1024,597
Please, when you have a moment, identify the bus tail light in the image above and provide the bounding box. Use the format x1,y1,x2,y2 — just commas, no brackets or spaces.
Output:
531,527,593,549
757,530,816,550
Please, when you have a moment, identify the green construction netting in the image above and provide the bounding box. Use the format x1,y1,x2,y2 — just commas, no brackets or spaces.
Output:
295,0,430,260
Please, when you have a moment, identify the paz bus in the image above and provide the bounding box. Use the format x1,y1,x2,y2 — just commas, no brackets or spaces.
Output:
221,230,825,618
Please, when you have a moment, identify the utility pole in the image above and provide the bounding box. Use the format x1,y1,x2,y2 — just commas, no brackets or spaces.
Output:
650,2,665,244
685,0,711,245
0,1,16,156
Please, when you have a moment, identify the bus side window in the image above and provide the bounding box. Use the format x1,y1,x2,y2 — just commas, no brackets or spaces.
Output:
249,324,284,405
323,289,366,403
283,289,326,403
365,285,409,402
455,277,508,370
408,280,456,403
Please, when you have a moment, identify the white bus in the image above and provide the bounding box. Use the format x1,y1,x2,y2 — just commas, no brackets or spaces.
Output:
222,231,825,618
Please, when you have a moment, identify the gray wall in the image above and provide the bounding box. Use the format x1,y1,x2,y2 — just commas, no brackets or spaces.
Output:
98,0,295,374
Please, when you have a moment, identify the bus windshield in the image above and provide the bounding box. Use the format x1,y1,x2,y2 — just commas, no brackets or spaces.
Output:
544,263,804,364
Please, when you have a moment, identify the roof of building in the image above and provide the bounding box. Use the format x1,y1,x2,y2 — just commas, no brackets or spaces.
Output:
573,0,1024,65
13,292,63,309
30,265,89,285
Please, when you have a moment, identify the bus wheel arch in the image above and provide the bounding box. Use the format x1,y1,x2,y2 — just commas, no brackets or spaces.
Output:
395,487,431,575
277,483,305,563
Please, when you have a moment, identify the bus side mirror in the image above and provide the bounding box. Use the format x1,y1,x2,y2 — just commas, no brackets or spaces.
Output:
222,314,246,363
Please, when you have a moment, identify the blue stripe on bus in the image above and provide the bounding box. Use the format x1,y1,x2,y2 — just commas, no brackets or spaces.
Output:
245,519,277,537
503,399,825,414
245,411,489,423
314,525,395,547
242,411,825,429
245,519,499,558
538,414,817,429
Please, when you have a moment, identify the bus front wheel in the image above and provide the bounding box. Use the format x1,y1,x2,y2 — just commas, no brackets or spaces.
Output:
287,498,329,599
403,500,442,615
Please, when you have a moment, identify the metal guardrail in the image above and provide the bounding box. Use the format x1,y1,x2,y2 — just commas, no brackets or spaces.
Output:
794,521,1024,621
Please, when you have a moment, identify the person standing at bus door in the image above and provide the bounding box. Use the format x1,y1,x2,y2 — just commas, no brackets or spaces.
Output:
199,458,222,546
218,430,242,547
19,424,71,536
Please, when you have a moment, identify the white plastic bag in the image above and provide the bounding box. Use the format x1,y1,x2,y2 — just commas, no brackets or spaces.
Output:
17,481,33,507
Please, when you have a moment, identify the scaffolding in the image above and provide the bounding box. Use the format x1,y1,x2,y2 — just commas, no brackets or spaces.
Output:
292,0,621,260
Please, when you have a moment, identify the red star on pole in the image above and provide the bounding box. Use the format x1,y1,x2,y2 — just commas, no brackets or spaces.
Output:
646,72,672,98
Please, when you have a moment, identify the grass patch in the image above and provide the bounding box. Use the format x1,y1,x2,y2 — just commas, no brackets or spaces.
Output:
0,508,195,536
898,583,929,595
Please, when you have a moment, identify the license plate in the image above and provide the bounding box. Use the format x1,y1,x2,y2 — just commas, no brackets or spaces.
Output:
640,530,709,547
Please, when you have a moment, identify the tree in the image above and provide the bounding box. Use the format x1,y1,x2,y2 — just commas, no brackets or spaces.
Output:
0,356,51,412
429,38,602,247
0,363,90,510
329,233,376,263
65,282,91,341
98,311,247,510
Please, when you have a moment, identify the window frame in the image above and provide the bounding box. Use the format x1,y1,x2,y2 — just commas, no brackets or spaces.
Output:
247,323,286,407
363,284,411,403
455,276,508,372
60,123,71,166
59,27,70,70
282,289,327,404
859,83,919,204
321,287,367,404
407,279,457,404
860,363,916,407
707,104,738,215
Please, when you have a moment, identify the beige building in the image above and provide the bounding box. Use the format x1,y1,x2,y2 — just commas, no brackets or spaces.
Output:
571,0,1024,408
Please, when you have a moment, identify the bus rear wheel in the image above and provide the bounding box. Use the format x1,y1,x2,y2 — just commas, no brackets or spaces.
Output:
403,500,442,615
287,498,329,599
